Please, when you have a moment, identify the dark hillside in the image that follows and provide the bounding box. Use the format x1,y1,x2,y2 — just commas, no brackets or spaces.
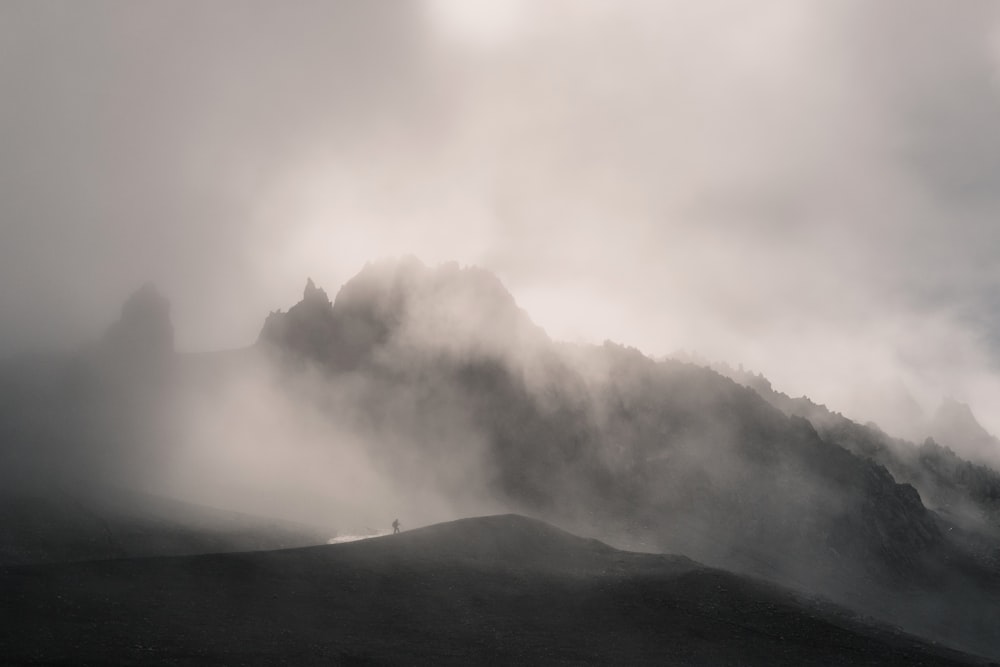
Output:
0,488,328,566
0,515,986,666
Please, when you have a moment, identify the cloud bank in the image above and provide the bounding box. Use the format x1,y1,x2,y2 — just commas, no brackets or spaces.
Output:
3,0,1000,434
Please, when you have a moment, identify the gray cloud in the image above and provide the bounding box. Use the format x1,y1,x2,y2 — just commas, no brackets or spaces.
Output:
3,0,1000,434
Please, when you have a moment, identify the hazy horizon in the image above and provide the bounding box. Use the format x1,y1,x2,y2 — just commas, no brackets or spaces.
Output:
4,0,1000,435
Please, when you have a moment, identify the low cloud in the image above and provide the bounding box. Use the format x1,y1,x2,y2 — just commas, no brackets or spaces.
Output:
3,1,1000,436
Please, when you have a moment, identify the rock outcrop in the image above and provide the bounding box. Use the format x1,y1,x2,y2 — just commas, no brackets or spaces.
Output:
103,282,174,361
258,258,548,370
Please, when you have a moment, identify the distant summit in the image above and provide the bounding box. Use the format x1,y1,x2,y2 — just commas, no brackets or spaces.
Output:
258,258,547,369
102,282,174,361
928,397,1000,464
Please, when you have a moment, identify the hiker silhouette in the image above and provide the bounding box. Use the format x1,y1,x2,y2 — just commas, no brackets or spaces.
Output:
392,518,401,534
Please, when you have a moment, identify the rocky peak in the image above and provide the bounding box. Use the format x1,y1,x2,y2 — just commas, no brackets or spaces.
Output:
302,277,329,305
104,282,174,358
258,278,337,362
334,258,547,357
934,397,977,425
928,397,1000,463
258,258,549,369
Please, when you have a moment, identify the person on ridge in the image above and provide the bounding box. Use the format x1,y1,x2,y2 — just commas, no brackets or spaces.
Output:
392,518,401,534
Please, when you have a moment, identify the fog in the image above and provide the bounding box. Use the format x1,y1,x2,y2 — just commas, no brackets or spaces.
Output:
4,0,1000,439
165,351,504,530
5,3,1000,647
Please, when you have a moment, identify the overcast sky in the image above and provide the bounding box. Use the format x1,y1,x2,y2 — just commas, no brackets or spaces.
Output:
3,0,1000,432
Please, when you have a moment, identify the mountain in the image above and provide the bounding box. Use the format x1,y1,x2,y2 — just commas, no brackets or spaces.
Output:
0,487,328,566
3,258,1000,659
101,281,175,362
259,257,547,370
0,515,987,666
929,398,1000,465
241,260,1000,658
716,363,1000,538
252,263,941,577
0,284,327,567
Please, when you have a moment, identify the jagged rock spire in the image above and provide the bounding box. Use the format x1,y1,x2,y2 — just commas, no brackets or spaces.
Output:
258,278,337,361
303,277,330,305
104,282,174,358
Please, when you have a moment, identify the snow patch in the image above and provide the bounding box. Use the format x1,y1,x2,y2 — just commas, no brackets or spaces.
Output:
327,529,390,544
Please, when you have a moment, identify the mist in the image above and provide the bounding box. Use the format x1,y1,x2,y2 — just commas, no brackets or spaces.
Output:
6,5,1000,662
164,351,503,530
4,1,1000,442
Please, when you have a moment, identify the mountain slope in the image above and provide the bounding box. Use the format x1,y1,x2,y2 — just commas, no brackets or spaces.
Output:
929,397,1000,465
240,260,1000,656
0,515,986,666
4,259,1000,659
0,488,328,566
717,364,1000,539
